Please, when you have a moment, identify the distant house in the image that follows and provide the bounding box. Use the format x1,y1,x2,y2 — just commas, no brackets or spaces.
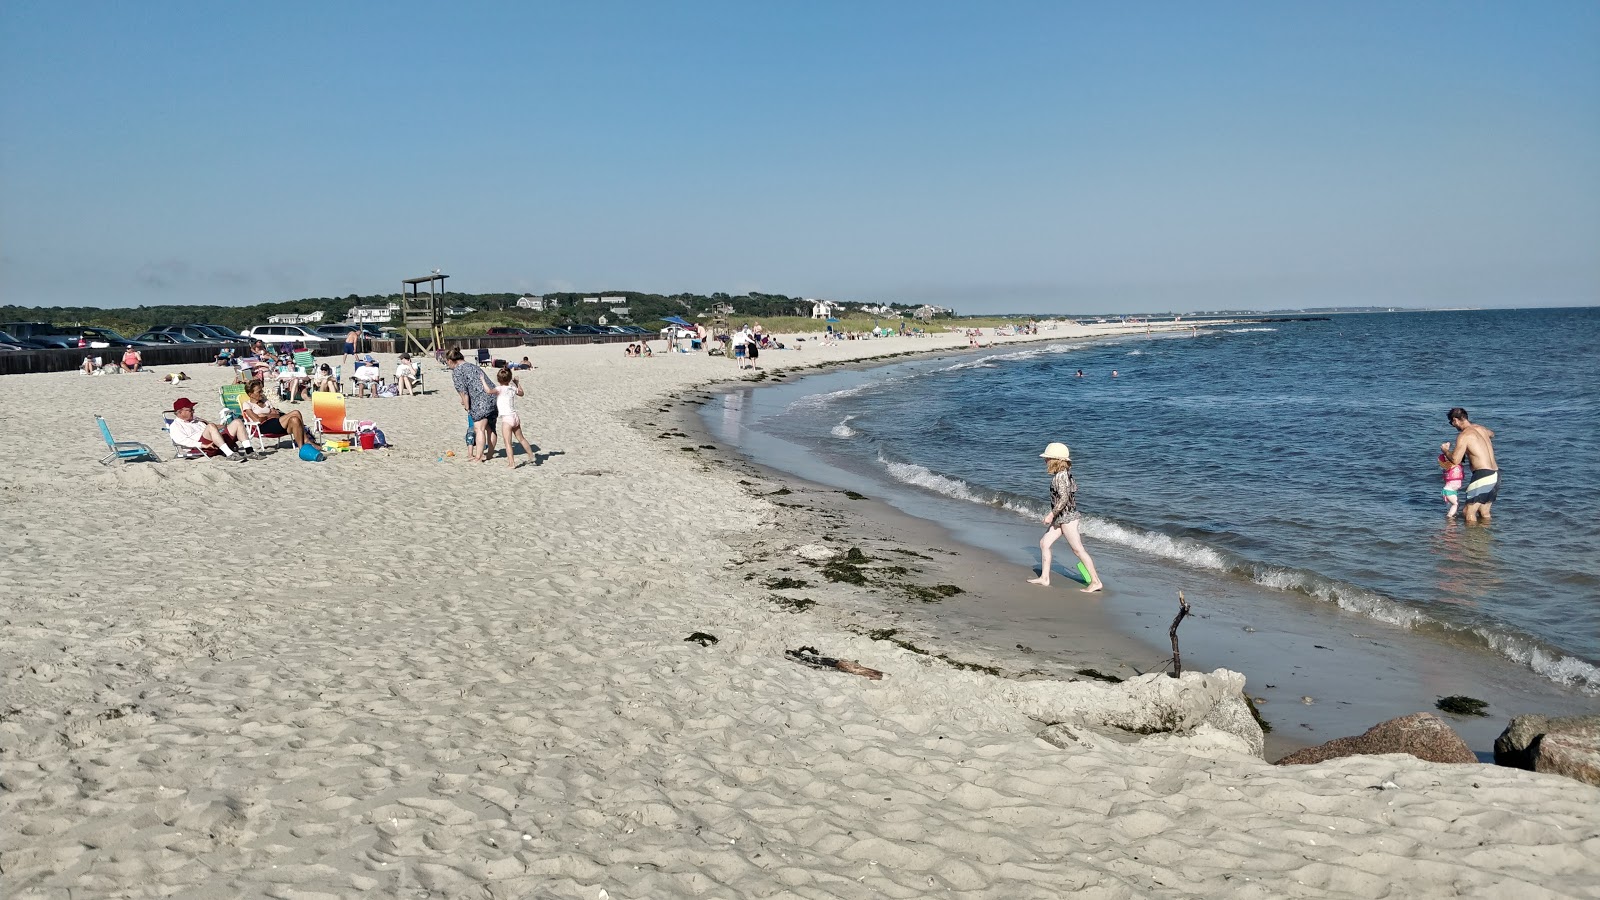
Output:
443,306,475,317
582,296,601,304
912,305,951,321
861,304,899,316
808,299,842,319
267,311,325,325
515,295,549,311
600,295,625,306
608,307,630,317
346,304,398,323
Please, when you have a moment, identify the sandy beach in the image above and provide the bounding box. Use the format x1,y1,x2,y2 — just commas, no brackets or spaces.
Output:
3,324,1598,898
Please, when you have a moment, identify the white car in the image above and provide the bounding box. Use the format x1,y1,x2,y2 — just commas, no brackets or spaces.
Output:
243,324,330,344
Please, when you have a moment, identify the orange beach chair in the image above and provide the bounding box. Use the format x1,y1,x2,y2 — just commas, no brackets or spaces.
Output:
311,391,361,449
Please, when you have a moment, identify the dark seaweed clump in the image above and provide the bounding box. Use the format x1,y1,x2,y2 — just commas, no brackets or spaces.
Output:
902,584,964,602
1074,668,1123,684
765,577,809,590
1436,695,1489,717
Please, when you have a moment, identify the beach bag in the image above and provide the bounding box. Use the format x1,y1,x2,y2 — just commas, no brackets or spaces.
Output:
377,383,399,398
298,443,326,462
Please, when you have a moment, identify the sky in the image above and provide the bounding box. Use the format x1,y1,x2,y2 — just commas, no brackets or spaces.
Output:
1,2,1597,314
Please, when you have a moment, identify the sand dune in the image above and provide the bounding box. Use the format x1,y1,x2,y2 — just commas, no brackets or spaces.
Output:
2,326,1596,898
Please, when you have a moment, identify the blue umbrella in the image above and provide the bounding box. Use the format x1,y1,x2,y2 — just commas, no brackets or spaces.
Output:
662,315,692,327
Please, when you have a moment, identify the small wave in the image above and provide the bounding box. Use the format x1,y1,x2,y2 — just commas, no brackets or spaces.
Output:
831,416,858,439
1126,349,1143,356
878,456,1038,517
789,373,916,410
1225,327,1277,333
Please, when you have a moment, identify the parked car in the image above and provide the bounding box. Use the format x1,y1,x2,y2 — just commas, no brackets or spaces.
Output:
194,324,250,342
134,330,197,344
148,325,222,343
0,322,80,348
487,327,535,338
0,329,50,349
242,324,329,344
72,327,151,349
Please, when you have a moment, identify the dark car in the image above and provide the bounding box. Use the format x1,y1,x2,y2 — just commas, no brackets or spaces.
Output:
149,325,223,343
194,324,249,342
135,330,199,344
0,322,79,348
73,327,151,349
0,329,50,350
567,325,608,335
487,327,536,338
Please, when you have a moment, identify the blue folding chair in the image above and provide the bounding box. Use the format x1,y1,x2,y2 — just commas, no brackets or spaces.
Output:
96,415,161,465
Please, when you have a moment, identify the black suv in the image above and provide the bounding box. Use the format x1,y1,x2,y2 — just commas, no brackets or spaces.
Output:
0,322,79,348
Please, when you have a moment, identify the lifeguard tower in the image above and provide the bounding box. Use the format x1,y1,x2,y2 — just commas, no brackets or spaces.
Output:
400,272,447,355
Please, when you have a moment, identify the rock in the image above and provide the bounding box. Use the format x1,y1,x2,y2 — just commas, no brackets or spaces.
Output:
1200,695,1265,759
1009,668,1263,756
1493,715,1600,771
1275,712,1475,766
1532,732,1600,788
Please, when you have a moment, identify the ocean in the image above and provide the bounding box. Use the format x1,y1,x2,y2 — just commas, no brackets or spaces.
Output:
706,308,1600,707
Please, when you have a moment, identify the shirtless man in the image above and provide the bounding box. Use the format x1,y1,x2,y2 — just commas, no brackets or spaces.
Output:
1446,407,1498,524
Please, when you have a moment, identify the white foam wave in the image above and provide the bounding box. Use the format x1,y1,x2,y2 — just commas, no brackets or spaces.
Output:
1479,631,1600,693
831,416,858,439
1082,519,1231,572
1125,349,1143,356
878,458,1037,516
1225,327,1277,333
788,373,916,410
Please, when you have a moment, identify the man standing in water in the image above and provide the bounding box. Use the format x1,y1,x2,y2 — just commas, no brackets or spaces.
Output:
1446,407,1498,524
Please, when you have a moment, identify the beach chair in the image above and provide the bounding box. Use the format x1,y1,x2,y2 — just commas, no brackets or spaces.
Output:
219,384,275,452
96,415,161,465
475,347,492,366
158,414,206,459
311,391,362,449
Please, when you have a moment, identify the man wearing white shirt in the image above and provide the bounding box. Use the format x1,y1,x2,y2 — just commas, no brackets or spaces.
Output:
168,397,248,460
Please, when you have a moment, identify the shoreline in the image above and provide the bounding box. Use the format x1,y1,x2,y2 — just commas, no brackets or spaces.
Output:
666,331,1599,757
3,329,1598,897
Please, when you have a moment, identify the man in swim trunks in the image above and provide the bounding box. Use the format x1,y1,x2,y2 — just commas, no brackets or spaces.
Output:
1446,407,1498,524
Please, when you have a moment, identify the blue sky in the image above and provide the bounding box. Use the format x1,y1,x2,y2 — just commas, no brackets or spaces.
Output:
2,2,1596,313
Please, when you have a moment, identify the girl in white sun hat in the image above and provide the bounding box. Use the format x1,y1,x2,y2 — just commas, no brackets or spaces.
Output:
1027,442,1104,592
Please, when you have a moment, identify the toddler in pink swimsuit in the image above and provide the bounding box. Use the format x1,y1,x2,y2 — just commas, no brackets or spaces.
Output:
1438,443,1464,519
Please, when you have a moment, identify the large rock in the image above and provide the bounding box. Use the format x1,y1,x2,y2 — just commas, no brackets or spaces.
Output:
1008,668,1265,758
1533,732,1600,788
1493,715,1600,771
1275,712,1475,766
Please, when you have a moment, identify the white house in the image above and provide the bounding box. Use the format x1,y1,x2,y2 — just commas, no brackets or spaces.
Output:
443,306,475,317
600,295,625,306
912,304,951,321
515,295,545,311
808,299,843,319
582,296,601,304
267,311,325,325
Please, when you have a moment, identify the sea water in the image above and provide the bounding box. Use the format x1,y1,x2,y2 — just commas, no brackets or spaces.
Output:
708,308,1600,703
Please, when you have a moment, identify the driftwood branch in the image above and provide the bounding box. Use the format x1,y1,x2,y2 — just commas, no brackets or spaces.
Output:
1167,591,1191,678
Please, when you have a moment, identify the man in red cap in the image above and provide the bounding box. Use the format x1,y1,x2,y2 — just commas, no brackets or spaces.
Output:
168,397,249,460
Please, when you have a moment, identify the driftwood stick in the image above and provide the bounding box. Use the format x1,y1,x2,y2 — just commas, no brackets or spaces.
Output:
1167,590,1191,678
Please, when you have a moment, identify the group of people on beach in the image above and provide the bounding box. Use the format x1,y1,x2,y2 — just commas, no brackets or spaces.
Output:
1030,405,1500,594
446,347,537,469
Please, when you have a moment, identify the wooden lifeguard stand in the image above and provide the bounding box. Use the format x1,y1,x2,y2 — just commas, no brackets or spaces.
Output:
400,272,447,356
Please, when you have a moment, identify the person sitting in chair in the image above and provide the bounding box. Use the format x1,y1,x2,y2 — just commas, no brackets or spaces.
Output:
354,356,384,398
120,348,143,372
168,397,249,460
395,354,417,395
242,378,317,449
312,363,339,394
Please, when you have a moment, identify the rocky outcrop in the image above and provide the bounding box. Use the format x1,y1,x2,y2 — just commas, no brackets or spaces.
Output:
1493,715,1600,765
1533,733,1600,787
1275,712,1475,766
1013,668,1265,758
1493,715,1600,787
